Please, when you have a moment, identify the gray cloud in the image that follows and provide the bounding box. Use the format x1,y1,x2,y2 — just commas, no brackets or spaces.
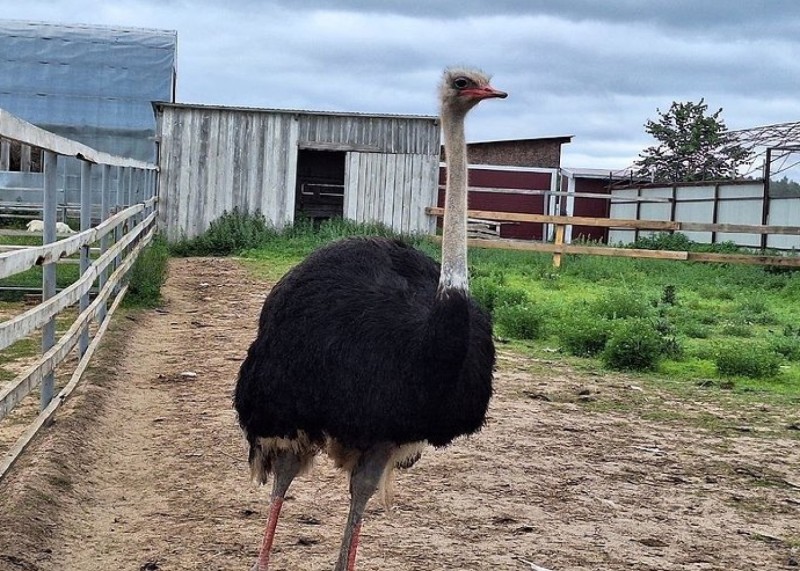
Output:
1,1,798,170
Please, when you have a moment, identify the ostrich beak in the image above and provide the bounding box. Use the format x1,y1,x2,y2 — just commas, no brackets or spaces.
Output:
463,85,508,100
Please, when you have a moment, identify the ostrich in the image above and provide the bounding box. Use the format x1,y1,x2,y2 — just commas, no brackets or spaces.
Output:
234,67,506,571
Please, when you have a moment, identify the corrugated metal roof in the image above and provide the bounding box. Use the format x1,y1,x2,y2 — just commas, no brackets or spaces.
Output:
152,101,438,123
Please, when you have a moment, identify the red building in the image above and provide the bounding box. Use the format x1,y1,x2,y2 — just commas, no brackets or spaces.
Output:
439,137,572,240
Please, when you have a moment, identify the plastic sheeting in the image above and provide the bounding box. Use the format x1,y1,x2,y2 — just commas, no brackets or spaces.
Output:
0,20,176,161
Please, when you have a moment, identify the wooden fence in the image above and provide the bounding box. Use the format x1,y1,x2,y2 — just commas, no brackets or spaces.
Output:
426,207,800,268
0,108,158,479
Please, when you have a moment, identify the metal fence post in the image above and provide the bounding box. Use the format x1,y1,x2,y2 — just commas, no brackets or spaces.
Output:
41,151,58,409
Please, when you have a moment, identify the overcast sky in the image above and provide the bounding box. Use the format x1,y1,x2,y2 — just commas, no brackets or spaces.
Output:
2,1,799,171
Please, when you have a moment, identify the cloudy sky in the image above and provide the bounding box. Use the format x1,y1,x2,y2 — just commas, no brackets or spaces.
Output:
2,1,799,171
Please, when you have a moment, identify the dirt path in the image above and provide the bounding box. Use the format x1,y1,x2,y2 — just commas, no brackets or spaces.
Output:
0,257,798,571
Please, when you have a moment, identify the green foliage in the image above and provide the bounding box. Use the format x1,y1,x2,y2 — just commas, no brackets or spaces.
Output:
494,303,545,340
769,176,800,198
713,342,783,379
632,232,741,254
470,278,528,314
768,336,800,362
720,322,755,338
734,298,779,325
171,209,277,256
602,318,665,371
124,235,170,307
233,219,800,394
470,278,502,313
560,313,614,357
592,289,653,320
661,284,678,306
634,99,752,183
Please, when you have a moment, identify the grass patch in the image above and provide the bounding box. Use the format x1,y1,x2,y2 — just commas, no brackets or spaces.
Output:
124,235,170,308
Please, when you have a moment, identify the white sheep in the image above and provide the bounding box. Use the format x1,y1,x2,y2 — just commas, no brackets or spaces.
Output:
26,220,77,234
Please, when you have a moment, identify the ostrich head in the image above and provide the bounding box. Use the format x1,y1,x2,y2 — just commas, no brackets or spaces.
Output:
439,67,508,117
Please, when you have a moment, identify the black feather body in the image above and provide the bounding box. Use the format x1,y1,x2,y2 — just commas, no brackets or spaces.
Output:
234,236,495,455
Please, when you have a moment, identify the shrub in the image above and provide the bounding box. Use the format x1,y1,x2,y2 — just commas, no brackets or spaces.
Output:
471,278,502,313
470,279,527,314
734,298,779,325
682,321,711,339
494,303,545,340
602,318,664,371
714,342,783,378
494,287,529,309
768,335,800,362
170,208,276,256
720,322,755,338
593,290,652,320
560,314,614,357
125,235,170,307
661,284,678,306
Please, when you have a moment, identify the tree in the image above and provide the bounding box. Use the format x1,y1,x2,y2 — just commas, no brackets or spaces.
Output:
634,99,752,183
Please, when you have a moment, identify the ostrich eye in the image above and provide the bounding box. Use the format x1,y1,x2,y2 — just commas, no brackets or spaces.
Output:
453,77,470,89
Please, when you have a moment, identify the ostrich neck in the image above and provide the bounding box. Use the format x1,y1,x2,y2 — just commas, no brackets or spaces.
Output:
439,110,469,293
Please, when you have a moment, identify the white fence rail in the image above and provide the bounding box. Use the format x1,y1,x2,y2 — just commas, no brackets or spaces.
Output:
0,107,158,479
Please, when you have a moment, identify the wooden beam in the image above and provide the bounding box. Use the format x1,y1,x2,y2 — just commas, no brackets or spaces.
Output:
425,207,800,236
0,109,156,170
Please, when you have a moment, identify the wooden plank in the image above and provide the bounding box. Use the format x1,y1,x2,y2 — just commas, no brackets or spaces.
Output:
680,221,800,236
426,207,680,230
553,224,566,267
0,109,156,170
0,282,130,481
430,235,689,260
686,251,800,267
426,207,800,236
431,236,800,266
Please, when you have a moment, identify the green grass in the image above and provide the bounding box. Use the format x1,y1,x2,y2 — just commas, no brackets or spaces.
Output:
229,219,800,397
124,235,170,308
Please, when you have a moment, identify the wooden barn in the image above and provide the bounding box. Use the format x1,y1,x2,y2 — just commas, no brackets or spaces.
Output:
438,136,572,240
154,103,440,241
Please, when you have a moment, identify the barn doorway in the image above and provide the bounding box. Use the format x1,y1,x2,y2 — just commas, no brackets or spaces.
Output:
295,149,346,224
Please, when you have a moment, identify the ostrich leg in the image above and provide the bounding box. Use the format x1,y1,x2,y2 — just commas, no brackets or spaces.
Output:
251,450,303,571
334,443,394,571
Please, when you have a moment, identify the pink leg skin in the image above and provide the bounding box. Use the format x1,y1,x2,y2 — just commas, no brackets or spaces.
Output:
254,496,284,571
346,521,362,571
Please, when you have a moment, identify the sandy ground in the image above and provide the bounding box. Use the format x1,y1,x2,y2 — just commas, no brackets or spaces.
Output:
0,256,798,571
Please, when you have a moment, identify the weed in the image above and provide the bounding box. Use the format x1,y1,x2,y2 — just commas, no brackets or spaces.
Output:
170,208,277,256
494,303,545,340
124,235,170,307
714,342,783,379
602,318,664,371
593,289,653,320
559,314,614,357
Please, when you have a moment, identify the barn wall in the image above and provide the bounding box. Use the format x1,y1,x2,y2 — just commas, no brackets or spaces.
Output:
437,165,558,240
157,106,299,241
345,152,439,234
156,104,440,241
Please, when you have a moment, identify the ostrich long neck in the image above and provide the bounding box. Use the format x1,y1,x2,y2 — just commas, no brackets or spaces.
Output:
438,108,469,293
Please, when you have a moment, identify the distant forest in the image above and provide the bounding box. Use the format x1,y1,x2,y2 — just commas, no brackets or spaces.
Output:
770,176,800,197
